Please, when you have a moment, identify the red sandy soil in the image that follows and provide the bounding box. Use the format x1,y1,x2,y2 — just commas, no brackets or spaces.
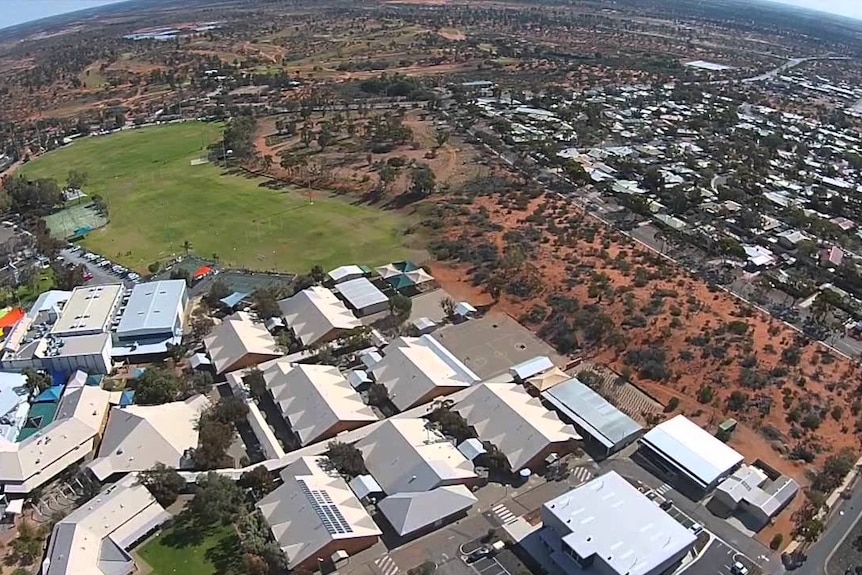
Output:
431,191,860,485
253,112,480,196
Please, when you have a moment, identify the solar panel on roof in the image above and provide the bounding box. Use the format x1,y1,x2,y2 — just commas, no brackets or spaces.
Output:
297,479,355,535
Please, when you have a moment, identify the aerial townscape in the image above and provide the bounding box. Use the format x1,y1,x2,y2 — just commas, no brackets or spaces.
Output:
3,0,862,575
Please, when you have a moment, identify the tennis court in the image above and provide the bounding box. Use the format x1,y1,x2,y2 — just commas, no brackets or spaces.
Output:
44,203,108,240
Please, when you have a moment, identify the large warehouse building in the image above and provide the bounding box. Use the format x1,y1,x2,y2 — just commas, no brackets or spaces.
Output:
538,471,696,575
639,415,743,492
113,279,188,359
50,285,124,338
542,377,643,456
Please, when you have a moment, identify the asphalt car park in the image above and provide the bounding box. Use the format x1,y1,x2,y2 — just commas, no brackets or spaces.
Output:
686,537,761,575
467,556,509,575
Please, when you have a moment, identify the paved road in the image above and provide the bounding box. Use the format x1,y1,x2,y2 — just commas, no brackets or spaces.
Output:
800,476,862,575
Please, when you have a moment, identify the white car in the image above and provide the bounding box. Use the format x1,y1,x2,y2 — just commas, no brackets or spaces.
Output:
731,561,749,575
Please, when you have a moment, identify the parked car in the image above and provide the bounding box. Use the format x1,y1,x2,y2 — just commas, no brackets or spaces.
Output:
731,561,749,575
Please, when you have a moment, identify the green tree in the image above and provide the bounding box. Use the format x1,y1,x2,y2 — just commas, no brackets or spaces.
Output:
139,463,186,506
190,314,215,341
11,521,46,565
409,164,436,196
134,366,182,405
244,368,268,401
22,368,52,395
326,441,366,478
310,264,326,283
239,466,277,499
252,287,281,319
193,418,235,470
190,472,244,526
206,279,231,307
367,383,390,408
66,169,88,190
388,293,412,319
379,164,397,191
182,240,193,256
440,297,456,317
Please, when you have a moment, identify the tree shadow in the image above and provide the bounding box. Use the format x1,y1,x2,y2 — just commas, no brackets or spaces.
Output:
384,190,426,210
204,529,243,574
160,513,209,548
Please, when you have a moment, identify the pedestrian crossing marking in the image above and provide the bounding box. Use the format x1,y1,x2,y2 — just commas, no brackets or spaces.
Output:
374,555,399,575
492,503,518,524
571,466,593,484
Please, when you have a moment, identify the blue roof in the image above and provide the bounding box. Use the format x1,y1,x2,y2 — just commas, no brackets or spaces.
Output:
116,280,187,337
120,390,135,406
220,291,250,308
34,385,64,403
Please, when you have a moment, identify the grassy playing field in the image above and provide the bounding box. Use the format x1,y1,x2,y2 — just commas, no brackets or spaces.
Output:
22,122,417,273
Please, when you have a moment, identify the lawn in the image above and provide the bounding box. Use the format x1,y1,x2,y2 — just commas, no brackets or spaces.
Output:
22,122,417,273
138,521,241,575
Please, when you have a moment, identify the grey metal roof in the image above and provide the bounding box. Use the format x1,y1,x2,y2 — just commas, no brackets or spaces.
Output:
335,278,388,311
378,485,477,536
116,280,186,337
542,378,642,450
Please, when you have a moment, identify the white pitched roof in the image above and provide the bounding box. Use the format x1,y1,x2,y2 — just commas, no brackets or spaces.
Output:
44,475,170,575
258,465,381,568
379,485,477,536
204,311,281,374
87,395,210,481
279,286,361,347
356,418,476,494
0,386,111,494
372,336,479,411
263,362,377,445
641,415,743,488
327,265,366,284
455,383,580,471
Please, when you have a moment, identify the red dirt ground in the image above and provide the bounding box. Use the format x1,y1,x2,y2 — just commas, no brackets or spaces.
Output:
431,191,860,480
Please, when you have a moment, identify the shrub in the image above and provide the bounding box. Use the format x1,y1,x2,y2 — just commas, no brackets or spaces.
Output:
664,397,680,413
697,385,714,404
769,534,783,550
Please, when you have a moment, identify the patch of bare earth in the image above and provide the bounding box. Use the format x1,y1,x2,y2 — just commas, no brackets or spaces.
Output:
430,189,860,529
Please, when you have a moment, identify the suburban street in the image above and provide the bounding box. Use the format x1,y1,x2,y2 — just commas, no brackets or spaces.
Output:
801,472,862,575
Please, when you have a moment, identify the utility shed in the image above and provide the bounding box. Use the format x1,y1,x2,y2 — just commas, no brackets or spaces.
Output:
335,278,389,317
542,378,643,456
640,415,743,491
509,356,554,382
